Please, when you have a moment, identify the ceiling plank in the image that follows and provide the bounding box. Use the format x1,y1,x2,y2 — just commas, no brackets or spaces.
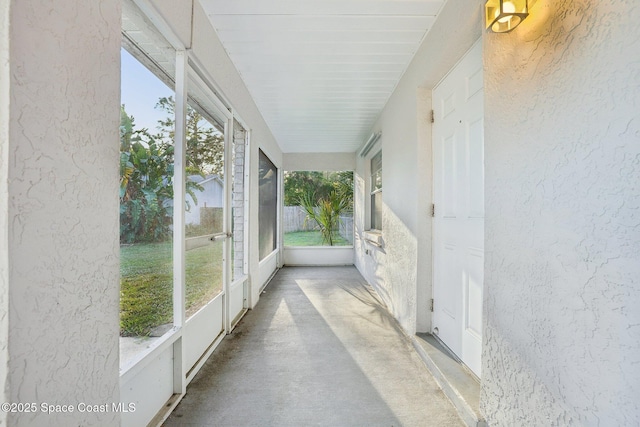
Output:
215,29,425,44
209,15,436,32
205,0,443,16
199,0,445,153
224,43,420,56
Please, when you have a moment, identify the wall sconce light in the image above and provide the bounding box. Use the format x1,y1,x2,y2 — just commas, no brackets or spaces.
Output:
485,0,529,33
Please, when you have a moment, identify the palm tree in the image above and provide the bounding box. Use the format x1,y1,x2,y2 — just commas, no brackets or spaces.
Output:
299,190,349,246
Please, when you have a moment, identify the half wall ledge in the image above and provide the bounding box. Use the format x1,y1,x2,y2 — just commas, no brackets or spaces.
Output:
413,333,486,427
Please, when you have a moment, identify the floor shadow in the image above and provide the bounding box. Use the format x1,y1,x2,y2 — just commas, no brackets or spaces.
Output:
164,266,462,427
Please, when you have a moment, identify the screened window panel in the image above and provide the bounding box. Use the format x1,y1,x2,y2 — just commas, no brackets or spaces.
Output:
258,150,278,260
371,170,382,192
184,103,225,319
371,151,382,175
371,191,382,231
119,46,175,368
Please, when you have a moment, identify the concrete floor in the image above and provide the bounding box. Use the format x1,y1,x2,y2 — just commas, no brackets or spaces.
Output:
164,266,463,427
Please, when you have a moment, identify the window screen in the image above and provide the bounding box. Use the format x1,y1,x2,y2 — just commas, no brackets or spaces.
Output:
258,150,278,260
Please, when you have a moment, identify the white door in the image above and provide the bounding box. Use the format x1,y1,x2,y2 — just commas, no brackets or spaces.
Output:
432,41,484,377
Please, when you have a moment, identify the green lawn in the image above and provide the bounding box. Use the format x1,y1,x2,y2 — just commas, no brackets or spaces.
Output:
120,241,223,337
284,230,350,246
122,231,348,336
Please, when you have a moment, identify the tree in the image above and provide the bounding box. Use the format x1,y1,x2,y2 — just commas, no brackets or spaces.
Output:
155,96,224,178
284,171,353,207
284,171,329,205
119,107,174,243
290,171,354,246
119,102,208,244
332,171,354,213
299,190,349,246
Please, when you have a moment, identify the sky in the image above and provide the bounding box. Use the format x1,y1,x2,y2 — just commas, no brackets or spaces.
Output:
120,48,173,133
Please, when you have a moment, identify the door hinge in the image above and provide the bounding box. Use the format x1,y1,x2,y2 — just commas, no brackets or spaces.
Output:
430,298,434,312
431,203,435,217
430,110,435,123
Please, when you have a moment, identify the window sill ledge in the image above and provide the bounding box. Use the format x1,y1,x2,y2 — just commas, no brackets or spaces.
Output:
363,230,383,247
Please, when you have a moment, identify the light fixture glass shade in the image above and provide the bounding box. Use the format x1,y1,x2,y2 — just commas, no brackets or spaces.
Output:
485,0,529,33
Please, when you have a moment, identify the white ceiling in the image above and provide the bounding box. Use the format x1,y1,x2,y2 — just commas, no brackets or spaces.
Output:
201,0,446,153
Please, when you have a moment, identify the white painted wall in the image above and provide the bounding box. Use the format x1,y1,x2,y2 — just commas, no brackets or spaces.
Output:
283,152,355,172
415,87,432,333
150,0,193,47
283,247,354,266
4,1,121,425
354,0,482,334
121,346,174,427
481,0,640,424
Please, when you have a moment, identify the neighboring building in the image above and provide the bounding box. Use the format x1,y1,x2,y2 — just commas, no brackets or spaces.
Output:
185,174,223,226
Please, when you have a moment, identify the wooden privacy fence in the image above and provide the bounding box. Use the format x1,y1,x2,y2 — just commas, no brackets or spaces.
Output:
283,206,354,244
339,215,354,245
283,206,317,232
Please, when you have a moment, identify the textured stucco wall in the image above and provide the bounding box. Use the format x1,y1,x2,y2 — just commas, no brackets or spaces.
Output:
374,102,421,334
0,1,10,424
7,1,121,425
482,0,640,424
354,0,481,335
354,148,388,305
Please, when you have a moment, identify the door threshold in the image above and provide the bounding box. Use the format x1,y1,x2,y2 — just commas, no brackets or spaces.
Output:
412,333,486,427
